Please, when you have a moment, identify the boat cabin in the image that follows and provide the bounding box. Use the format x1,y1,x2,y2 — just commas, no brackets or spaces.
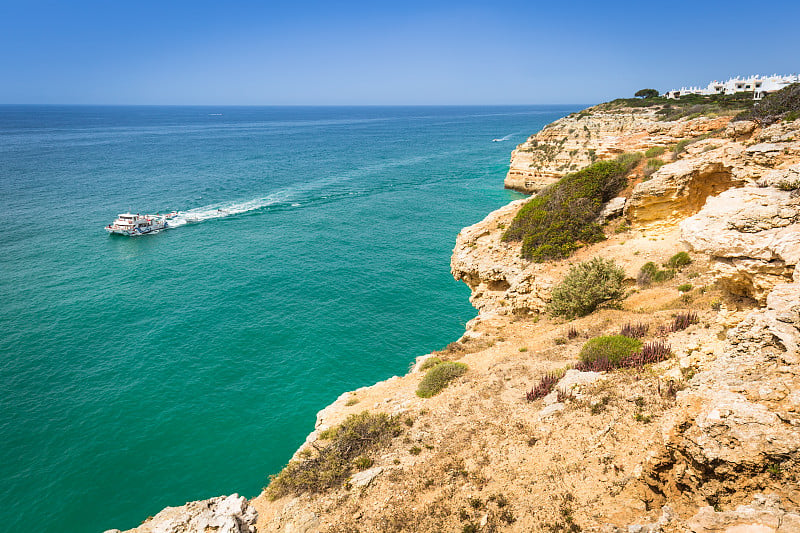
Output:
112,213,147,227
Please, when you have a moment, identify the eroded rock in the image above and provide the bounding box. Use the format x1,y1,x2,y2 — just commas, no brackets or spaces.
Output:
450,198,555,314
626,159,743,226
505,108,730,194
681,187,800,302
123,494,257,533
642,278,800,506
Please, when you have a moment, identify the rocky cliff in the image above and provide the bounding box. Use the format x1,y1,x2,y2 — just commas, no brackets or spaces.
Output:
116,104,800,533
504,105,730,193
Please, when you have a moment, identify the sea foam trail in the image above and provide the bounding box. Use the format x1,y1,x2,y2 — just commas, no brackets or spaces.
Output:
492,133,515,142
170,195,285,226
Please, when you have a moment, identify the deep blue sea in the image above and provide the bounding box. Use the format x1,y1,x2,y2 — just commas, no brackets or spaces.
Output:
0,105,577,532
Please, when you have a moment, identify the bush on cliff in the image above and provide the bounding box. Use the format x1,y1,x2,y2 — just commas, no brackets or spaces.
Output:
267,411,402,498
644,146,666,158
417,361,468,398
503,153,640,262
637,261,675,287
579,335,642,366
666,251,692,270
547,257,626,318
643,158,665,178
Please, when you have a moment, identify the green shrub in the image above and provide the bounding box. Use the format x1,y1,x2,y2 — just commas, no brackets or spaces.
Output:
579,335,643,366
417,362,468,398
666,251,692,269
503,154,641,261
548,257,626,318
644,146,666,158
267,411,402,498
419,356,443,371
593,92,752,122
637,262,675,286
673,139,692,155
777,179,800,191
353,456,373,469
677,283,693,292
655,92,754,121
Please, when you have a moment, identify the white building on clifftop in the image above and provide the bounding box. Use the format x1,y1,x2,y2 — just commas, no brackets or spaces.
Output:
664,73,799,100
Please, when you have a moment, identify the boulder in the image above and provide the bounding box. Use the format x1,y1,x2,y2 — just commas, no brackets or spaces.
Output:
349,466,384,489
597,196,627,222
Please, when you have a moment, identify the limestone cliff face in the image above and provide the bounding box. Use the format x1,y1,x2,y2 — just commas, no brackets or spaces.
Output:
449,198,554,316
635,160,800,507
505,105,729,193
110,495,257,533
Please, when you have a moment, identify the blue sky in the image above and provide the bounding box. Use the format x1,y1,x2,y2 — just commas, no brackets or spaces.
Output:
0,0,797,105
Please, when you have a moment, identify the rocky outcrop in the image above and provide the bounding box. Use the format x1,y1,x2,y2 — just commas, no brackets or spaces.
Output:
626,120,800,228
641,277,800,509
641,153,800,508
504,108,659,193
116,494,257,533
625,155,743,226
450,198,556,315
681,186,800,302
505,106,730,193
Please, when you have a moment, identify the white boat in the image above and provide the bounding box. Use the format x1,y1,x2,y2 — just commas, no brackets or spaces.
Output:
105,212,178,236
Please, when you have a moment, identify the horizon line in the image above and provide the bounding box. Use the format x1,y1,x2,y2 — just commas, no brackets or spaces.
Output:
0,102,594,107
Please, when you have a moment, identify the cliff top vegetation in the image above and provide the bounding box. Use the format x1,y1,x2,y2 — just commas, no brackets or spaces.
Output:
502,153,640,261
266,411,403,499
589,92,754,121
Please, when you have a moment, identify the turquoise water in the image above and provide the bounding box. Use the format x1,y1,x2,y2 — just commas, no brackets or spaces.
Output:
0,105,576,532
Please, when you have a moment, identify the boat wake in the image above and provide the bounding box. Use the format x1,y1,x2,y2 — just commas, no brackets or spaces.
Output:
491,133,515,142
169,195,287,227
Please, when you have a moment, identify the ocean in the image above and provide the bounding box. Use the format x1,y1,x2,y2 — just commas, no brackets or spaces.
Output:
0,105,577,532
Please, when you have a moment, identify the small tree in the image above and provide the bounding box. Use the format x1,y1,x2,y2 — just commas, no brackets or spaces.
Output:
635,88,660,99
